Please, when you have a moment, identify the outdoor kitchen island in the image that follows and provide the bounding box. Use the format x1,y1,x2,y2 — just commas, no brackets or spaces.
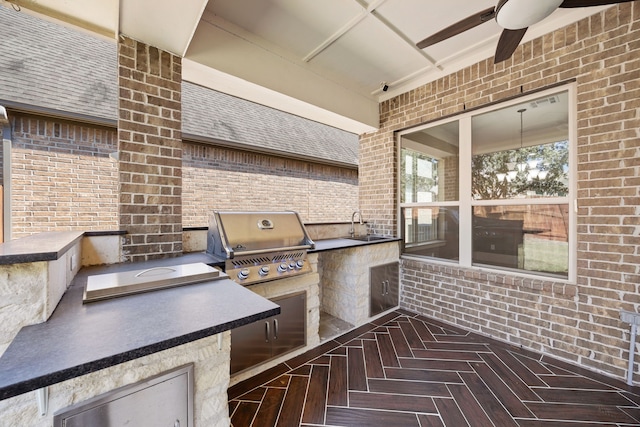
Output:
0,232,280,427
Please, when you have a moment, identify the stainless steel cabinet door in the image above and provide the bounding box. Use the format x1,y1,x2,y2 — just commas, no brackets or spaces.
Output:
271,292,306,358
230,291,307,375
370,262,399,317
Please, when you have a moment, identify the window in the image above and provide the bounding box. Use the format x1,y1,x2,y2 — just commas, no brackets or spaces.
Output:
401,121,459,261
398,87,574,280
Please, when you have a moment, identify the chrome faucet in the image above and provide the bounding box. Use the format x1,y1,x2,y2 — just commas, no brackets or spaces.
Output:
350,210,363,237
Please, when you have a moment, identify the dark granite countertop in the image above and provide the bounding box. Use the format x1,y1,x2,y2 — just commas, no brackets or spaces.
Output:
0,255,280,400
310,236,401,253
0,230,84,265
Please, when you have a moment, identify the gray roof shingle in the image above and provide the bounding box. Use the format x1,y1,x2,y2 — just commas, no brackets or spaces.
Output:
0,4,358,167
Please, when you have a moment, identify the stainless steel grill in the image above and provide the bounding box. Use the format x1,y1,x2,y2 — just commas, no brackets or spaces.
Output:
206,211,315,286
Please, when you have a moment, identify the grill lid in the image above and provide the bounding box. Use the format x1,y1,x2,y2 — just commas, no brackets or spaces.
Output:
207,211,315,259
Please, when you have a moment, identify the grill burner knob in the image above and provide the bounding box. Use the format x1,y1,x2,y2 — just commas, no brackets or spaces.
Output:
259,265,270,276
295,260,305,269
277,263,288,273
237,268,250,280
289,261,296,270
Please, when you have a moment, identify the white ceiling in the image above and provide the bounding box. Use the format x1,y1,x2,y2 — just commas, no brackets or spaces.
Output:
8,0,610,134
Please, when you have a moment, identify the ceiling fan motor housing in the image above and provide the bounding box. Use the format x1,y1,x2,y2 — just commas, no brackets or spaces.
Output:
495,0,564,29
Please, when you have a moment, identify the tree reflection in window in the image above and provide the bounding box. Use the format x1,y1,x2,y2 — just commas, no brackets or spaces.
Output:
472,140,568,200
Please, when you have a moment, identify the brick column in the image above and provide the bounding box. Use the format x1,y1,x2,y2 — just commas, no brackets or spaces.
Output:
118,36,182,262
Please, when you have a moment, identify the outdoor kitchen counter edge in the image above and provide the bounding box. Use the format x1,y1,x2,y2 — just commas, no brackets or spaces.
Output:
311,236,401,252
0,257,280,401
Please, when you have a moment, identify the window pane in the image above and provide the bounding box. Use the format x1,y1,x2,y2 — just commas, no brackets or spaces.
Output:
400,121,459,202
472,205,568,278
402,206,459,261
471,92,568,200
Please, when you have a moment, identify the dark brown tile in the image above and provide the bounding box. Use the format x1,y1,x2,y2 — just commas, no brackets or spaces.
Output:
289,365,311,376
237,387,267,402
363,338,384,379
447,383,494,427
265,375,290,388
472,362,533,418
334,322,376,344
389,326,413,357
301,365,329,425
371,311,402,326
412,349,484,362
326,407,420,427
276,375,308,426
348,346,368,391
253,387,286,427
228,310,640,427
516,420,618,427
533,388,634,406
310,355,331,365
285,339,341,370
368,378,450,397
400,357,474,372
423,341,491,353
539,374,615,391
491,346,547,387
511,352,554,375
480,353,540,401
329,346,347,355
417,414,446,427
435,397,469,427
376,332,400,367
349,391,437,413
327,355,347,406
525,402,639,423
384,367,462,383
459,371,518,426
228,363,290,399
409,317,436,342
399,319,426,349
230,401,259,427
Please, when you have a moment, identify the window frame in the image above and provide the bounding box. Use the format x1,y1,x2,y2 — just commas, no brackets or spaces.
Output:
397,84,577,283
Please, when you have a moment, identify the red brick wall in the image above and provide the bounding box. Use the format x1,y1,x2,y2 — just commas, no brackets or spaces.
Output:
118,36,183,261
360,3,640,382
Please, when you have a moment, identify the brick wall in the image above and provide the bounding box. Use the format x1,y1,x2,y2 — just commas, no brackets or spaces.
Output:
10,114,118,237
182,143,358,225
118,36,183,261
360,3,640,382
8,116,358,238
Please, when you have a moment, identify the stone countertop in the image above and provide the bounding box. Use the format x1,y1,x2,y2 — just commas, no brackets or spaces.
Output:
0,256,280,401
0,230,85,265
310,236,401,253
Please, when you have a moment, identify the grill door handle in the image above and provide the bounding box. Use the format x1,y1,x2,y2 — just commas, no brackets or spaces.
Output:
273,319,279,339
265,321,270,342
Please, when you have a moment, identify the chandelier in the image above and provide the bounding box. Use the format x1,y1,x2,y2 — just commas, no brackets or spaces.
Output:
496,108,548,183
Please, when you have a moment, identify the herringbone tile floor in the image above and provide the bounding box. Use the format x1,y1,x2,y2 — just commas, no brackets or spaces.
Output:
228,310,640,426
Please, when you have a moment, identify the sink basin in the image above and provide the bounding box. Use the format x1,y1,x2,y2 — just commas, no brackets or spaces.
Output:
347,235,390,242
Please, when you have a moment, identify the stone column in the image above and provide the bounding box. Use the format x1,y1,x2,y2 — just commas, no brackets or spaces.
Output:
117,36,182,262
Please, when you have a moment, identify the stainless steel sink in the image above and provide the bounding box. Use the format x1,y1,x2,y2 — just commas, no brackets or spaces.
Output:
347,235,390,242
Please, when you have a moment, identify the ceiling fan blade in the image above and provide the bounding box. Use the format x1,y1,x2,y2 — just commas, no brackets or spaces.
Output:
494,27,528,63
560,0,636,7
417,7,496,49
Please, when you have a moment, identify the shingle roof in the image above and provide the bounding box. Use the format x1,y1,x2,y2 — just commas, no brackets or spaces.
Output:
0,5,358,167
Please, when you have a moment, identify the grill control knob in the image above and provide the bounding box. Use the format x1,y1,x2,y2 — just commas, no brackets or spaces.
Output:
259,265,270,276
277,263,288,273
237,268,250,280
295,260,305,269
289,261,296,270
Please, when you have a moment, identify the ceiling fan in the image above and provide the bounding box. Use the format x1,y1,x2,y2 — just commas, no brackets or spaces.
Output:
416,0,636,63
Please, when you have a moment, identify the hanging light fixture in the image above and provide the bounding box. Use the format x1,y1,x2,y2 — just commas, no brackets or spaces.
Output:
516,108,527,172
